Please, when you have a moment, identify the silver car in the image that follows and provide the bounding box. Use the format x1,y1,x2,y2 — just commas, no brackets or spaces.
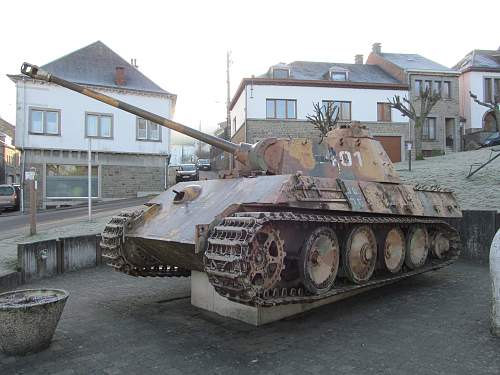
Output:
0,184,20,212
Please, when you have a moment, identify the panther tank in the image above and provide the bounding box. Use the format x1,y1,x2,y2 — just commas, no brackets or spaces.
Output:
21,63,461,307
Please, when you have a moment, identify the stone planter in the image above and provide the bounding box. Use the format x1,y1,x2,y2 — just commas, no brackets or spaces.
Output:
0,289,69,355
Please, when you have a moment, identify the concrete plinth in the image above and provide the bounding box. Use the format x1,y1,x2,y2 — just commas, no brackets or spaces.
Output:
191,271,388,326
490,229,500,336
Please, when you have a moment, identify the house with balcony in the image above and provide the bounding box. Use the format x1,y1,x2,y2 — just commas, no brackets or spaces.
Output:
367,43,461,155
454,47,500,142
8,41,176,208
229,56,409,162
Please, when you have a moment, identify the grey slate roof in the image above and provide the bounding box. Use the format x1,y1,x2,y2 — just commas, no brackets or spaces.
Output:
39,41,171,95
259,61,401,84
379,53,453,72
453,49,500,71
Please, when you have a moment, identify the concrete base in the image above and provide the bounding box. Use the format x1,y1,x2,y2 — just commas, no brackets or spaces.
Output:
191,271,386,326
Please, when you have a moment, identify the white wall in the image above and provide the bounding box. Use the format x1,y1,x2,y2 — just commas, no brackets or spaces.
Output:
230,87,247,135
463,71,500,129
233,84,407,126
15,80,172,154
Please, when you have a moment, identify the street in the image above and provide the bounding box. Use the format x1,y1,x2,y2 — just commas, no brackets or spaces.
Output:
0,196,150,237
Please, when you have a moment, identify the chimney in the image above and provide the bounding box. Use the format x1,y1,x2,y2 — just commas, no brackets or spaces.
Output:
115,66,126,86
355,54,363,64
372,43,381,54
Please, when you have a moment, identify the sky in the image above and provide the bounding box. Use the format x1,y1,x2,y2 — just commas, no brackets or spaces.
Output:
0,0,499,134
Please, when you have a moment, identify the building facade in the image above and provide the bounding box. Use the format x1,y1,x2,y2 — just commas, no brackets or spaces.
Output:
367,43,461,155
454,48,500,136
0,118,21,184
230,60,410,162
8,41,176,208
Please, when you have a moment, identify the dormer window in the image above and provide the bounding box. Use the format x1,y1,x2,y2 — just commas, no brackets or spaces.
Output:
272,67,290,79
330,72,347,81
328,66,349,81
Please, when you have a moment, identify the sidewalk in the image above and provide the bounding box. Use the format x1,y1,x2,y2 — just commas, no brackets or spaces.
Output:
0,261,497,374
0,207,139,277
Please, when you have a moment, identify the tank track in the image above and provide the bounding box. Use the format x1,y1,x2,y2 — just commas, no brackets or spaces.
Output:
100,208,190,277
204,211,461,307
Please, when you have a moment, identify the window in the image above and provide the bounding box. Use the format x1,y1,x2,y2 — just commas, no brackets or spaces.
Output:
377,103,392,122
322,100,351,121
266,99,297,119
414,80,422,94
272,68,290,79
424,80,432,93
423,117,437,140
85,113,113,138
29,108,60,135
136,117,161,141
443,81,451,99
46,164,98,198
433,81,442,95
484,78,492,102
330,72,347,81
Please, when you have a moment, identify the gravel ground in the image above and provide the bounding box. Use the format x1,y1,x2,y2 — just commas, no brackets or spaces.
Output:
395,147,500,211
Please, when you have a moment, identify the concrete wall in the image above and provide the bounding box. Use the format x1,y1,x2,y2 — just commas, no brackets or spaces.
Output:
17,234,102,283
15,80,172,155
459,210,500,264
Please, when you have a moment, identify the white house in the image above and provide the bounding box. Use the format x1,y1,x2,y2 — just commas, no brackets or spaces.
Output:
229,58,410,162
454,48,500,133
8,41,176,208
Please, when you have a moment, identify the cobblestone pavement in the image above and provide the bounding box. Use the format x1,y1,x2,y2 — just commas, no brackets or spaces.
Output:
1,261,498,374
395,147,500,211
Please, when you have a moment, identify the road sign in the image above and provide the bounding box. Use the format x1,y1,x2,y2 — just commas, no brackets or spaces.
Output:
25,171,35,180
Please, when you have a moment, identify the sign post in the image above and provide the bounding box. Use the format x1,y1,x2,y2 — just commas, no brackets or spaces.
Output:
25,168,37,236
405,141,413,171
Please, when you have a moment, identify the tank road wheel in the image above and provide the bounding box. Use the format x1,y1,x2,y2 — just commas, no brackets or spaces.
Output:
430,231,450,259
300,227,340,295
247,224,285,293
343,226,377,284
405,225,429,269
383,227,406,274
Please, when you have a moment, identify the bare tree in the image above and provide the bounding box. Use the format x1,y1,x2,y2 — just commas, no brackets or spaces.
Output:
306,102,339,143
388,87,441,159
469,91,500,132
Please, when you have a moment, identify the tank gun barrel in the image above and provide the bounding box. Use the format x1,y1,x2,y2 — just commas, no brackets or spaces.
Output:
20,63,242,155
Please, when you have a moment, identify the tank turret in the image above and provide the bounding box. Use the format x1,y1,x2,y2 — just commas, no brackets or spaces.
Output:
20,62,461,308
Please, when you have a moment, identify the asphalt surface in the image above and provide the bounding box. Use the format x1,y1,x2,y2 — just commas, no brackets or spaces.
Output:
0,197,150,235
0,261,498,374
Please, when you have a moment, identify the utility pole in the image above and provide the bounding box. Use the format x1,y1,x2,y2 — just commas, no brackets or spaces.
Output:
226,50,232,170
88,138,92,222
27,167,36,235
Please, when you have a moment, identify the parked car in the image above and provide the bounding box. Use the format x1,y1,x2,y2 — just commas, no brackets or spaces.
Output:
481,132,500,148
175,164,199,183
0,184,20,212
196,159,211,171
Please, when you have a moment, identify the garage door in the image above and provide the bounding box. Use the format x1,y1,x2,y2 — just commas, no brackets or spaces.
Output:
374,136,401,162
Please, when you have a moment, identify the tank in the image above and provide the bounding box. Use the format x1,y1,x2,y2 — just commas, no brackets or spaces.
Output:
21,63,461,306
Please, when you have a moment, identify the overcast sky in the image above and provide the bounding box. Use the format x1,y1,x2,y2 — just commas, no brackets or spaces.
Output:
0,0,498,134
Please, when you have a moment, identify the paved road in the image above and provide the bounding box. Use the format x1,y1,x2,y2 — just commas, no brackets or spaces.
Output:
0,261,498,374
0,197,150,235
